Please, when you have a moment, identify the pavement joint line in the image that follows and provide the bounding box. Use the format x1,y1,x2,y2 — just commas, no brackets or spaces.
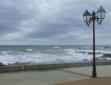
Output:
59,69,100,78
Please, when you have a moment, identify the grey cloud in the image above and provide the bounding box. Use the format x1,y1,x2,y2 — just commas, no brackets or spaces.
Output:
0,3,27,35
0,0,110,45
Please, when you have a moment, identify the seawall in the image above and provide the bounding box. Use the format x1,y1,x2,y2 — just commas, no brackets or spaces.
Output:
0,61,111,73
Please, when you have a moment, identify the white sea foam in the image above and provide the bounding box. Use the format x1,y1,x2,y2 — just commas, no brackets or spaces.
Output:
64,49,93,61
26,49,33,52
52,46,60,49
0,48,110,65
76,49,111,54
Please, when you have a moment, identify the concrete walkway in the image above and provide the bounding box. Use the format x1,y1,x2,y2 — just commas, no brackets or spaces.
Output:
0,70,90,85
63,65,111,77
0,65,111,85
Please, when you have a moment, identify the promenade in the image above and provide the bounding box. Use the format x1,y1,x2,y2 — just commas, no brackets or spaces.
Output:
0,65,111,85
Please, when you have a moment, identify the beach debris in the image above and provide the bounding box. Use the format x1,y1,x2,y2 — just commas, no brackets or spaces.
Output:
14,62,31,65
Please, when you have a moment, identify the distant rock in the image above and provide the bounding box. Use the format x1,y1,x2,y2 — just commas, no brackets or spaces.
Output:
82,59,88,61
103,54,111,58
0,62,4,66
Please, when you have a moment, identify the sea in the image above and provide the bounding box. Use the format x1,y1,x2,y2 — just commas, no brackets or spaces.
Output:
0,45,111,65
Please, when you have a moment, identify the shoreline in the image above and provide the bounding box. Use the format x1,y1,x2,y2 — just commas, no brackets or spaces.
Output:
0,61,111,73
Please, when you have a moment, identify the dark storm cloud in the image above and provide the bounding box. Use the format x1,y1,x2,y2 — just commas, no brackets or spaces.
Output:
27,0,85,39
0,0,110,45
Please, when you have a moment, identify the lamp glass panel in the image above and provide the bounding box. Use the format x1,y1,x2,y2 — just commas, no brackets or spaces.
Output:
83,15,87,22
97,6,106,19
87,15,91,21
97,12,104,19
102,12,105,19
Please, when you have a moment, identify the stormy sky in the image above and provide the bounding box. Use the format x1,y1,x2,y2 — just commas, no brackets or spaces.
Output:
0,0,110,45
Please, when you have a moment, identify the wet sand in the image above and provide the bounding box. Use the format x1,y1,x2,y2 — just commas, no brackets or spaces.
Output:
55,77,111,85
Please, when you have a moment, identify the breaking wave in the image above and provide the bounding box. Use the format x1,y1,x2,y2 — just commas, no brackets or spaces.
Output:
0,47,111,65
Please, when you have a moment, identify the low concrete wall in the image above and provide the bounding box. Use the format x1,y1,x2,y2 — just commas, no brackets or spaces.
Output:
0,61,111,73
0,65,23,73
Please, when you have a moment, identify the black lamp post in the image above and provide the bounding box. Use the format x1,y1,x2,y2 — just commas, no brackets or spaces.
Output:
83,6,106,78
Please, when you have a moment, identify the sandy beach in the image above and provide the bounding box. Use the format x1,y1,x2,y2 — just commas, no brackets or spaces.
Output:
54,77,111,85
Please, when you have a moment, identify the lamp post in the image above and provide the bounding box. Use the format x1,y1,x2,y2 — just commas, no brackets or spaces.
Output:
83,6,106,78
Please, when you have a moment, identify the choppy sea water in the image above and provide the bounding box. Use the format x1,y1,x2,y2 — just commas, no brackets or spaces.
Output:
0,45,111,65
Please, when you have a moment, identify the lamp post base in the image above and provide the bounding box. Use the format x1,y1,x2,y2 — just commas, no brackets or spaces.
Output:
92,72,97,78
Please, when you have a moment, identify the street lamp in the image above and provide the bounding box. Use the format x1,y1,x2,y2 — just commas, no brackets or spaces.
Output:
83,6,106,78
